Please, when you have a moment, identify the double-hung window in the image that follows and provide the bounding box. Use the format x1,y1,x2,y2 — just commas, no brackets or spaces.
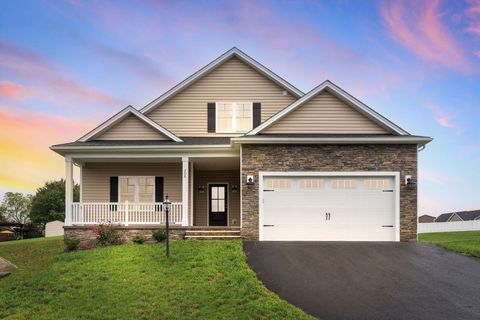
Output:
216,102,252,133
119,176,154,202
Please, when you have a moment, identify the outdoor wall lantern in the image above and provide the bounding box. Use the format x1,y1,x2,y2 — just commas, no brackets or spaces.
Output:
405,175,416,185
231,185,238,192
198,185,205,193
246,175,255,186
164,195,171,258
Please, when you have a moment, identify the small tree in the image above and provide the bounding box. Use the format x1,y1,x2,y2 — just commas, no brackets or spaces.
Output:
0,192,32,224
30,180,80,227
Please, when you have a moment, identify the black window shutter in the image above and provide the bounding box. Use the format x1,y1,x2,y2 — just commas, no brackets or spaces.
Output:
207,102,216,132
110,177,118,202
155,177,164,202
253,102,261,128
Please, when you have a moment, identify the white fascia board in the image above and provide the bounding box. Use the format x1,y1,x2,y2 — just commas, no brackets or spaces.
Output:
140,47,304,113
247,80,410,136
78,106,182,142
231,136,433,145
50,144,234,154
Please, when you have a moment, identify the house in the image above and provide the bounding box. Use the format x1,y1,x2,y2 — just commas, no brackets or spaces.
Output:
435,210,480,222
418,215,436,223
45,220,65,237
51,48,432,242
0,227,16,242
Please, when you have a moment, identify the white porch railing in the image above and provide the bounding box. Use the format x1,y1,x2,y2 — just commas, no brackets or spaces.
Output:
70,202,183,226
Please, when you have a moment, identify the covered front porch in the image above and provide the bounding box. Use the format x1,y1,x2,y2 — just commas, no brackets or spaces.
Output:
64,152,240,229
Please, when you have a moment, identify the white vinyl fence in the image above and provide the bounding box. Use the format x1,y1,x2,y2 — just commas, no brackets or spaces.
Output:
418,220,480,233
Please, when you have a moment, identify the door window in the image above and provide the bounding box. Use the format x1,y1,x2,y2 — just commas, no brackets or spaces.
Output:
210,186,226,212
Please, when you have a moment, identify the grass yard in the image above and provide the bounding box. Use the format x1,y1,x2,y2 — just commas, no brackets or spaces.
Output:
0,237,313,320
419,231,480,258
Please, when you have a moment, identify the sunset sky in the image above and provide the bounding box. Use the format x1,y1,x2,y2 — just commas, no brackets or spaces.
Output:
0,0,479,216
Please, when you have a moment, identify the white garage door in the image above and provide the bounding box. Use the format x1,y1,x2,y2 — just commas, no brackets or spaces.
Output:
261,174,398,241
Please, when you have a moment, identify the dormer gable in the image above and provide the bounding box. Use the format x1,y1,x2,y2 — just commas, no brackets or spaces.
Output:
78,106,182,142
248,81,409,136
142,48,303,137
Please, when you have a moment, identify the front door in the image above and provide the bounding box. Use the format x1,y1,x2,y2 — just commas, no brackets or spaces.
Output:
209,184,228,226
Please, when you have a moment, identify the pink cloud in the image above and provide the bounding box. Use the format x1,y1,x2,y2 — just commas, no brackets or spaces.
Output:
0,105,94,191
0,105,96,145
0,81,34,100
466,0,480,35
458,145,479,158
0,41,121,108
419,169,446,185
424,102,459,130
381,0,472,73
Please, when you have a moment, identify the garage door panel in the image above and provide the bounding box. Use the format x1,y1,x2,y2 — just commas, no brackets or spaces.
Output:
262,175,397,241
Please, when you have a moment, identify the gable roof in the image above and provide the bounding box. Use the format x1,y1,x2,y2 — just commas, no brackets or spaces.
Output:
140,47,304,114
247,80,410,136
435,210,480,222
419,215,436,219
78,106,182,142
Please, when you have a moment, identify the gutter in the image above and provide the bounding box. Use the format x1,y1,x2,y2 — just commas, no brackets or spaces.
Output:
231,136,433,146
50,144,236,156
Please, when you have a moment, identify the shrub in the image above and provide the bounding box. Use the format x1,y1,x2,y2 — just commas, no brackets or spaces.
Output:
152,229,166,242
78,241,96,250
64,238,80,251
92,222,125,247
132,234,145,244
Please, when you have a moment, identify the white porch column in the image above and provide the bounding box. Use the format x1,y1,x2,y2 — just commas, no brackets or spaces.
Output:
182,156,189,226
65,157,73,226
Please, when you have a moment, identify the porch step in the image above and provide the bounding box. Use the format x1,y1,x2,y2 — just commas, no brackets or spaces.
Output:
185,228,241,240
184,235,241,240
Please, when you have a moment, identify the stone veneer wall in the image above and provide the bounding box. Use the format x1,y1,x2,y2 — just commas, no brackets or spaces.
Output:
241,144,418,241
64,226,186,245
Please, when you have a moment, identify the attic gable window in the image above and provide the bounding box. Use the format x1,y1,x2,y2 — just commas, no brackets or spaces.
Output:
216,102,252,133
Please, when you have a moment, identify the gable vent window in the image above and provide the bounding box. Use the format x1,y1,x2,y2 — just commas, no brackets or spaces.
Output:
216,102,252,133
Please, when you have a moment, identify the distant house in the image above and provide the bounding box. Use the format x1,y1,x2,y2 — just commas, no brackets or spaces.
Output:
435,210,480,222
419,215,436,223
0,227,16,242
45,220,64,237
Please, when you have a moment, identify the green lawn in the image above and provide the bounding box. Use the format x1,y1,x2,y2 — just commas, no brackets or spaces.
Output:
0,237,313,320
419,231,480,258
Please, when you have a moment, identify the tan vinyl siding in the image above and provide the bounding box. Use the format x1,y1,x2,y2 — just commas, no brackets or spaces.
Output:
263,91,389,134
147,57,297,136
194,170,240,226
96,115,169,140
82,163,182,202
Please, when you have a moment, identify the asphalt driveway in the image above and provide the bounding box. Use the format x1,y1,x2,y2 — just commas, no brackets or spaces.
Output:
244,241,480,320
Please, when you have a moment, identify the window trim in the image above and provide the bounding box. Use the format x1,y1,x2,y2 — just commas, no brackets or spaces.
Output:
118,176,155,203
215,102,253,133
